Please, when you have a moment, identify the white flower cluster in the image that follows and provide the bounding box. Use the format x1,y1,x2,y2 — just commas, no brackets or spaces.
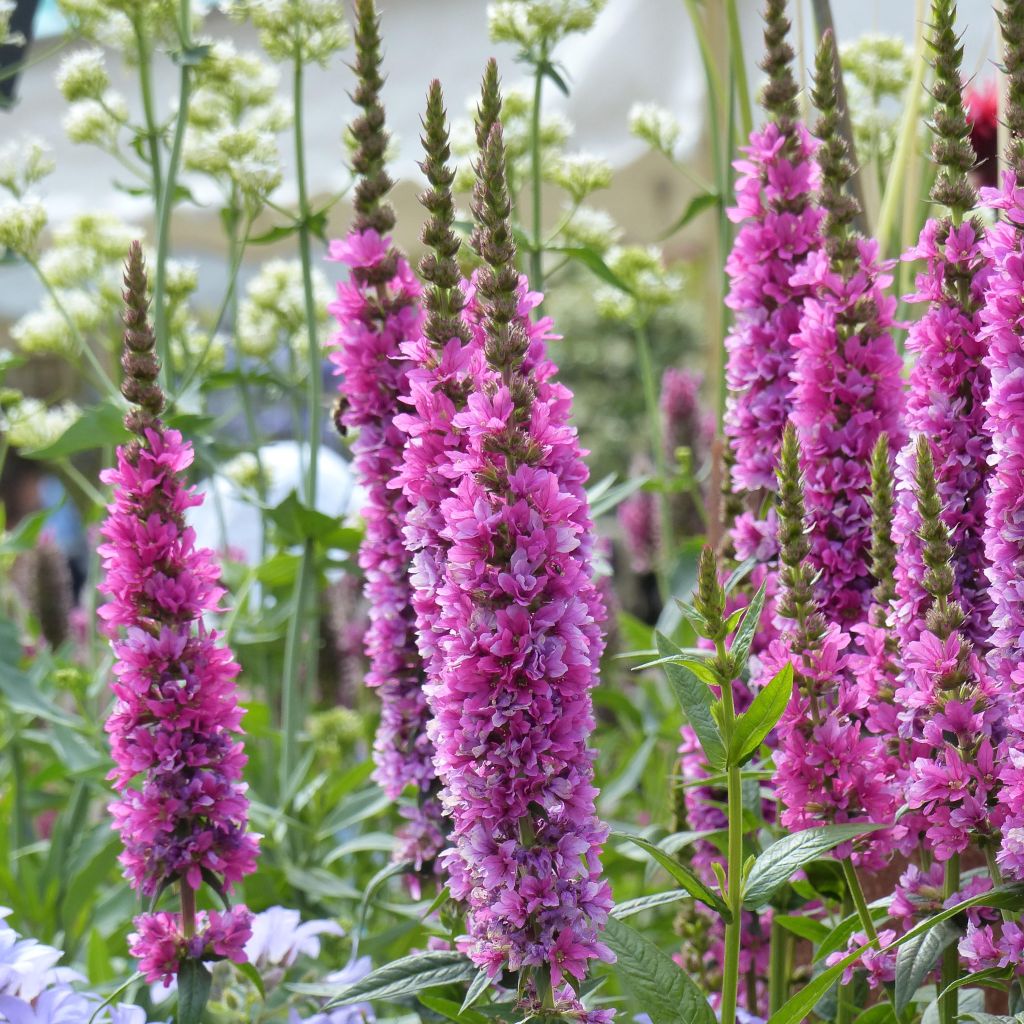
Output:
488,0,604,51
628,102,682,160
595,245,684,323
226,0,348,65
0,906,159,1023
185,42,287,207
1,397,82,451
0,0,24,46
236,259,332,365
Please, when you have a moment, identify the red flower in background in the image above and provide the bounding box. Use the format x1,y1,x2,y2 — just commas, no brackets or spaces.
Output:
965,79,998,187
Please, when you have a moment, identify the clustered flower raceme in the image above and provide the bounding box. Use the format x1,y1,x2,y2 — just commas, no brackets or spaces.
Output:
327,0,443,881
99,242,257,985
422,120,613,1003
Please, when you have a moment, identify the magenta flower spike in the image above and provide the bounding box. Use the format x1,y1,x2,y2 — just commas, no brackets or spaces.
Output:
99,242,257,986
892,0,993,652
789,32,906,626
326,0,443,879
723,0,822,502
980,0,1024,884
426,115,614,1007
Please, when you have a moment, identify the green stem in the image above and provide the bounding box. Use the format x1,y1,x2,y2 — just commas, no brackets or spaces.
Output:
768,916,790,1015
837,892,854,1024
25,259,120,401
529,44,546,294
0,37,71,84
842,859,878,942
152,0,194,389
180,881,196,939
635,319,673,598
939,854,960,1024
724,0,752,139
132,17,163,205
279,541,313,797
719,639,743,1024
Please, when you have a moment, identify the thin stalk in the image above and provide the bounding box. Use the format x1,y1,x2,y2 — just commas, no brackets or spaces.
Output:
279,542,313,796
983,846,1024,1003
837,892,854,1024
0,37,71,83
724,0,752,139
529,43,547,294
132,18,163,205
152,0,195,387
25,259,119,400
278,53,323,797
939,854,960,1024
635,319,673,598
180,882,196,939
875,0,928,255
768,916,790,1015
719,638,743,1024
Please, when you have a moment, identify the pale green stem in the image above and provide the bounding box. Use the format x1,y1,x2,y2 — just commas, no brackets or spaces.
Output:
0,37,71,84
132,17,163,205
634,319,673,598
529,42,547,294
152,0,194,387
939,854,960,1024
718,636,743,1024
724,0,752,139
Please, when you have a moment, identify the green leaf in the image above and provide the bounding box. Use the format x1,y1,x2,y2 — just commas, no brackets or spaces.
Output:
612,832,729,917
292,951,477,1007
420,994,491,1024
177,958,212,1024
773,914,831,945
22,399,129,460
767,942,868,1024
729,580,766,672
660,191,720,238
743,824,885,909
461,969,492,1013
546,245,633,292
895,918,961,1013
600,735,656,812
0,620,73,724
354,859,414,946
612,889,693,919
729,662,793,766
604,916,715,1024
266,490,362,549
657,633,725,771
922,988,984,1024
0,506,54,555
237,960,266,1000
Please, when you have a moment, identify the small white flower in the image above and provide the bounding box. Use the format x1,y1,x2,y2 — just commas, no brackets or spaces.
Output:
0,138,54,196
245,906,345,969
55,47,109,102
628,102,681,158
2,399,82,452
0,198,46,258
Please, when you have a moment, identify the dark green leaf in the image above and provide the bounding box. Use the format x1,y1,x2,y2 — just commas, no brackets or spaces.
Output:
461,969,492,1013
895,918,961,1013
613,889,693,919
0,506,54,555
420,994,491,1024
773,914,831,945
354,860,414,945
177,958,212,1024
729,580,766,672
546,246,633,292
729,662,793,766
604,916,715,1024
611,832,728,917
237,960,266,999
767,943,868,1024
292,951,476,1007
743,824,885,909
22,399,128,460
657,633,725,771
660,191,720,238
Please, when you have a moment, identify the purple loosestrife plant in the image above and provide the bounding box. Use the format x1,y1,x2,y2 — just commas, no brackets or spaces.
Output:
429,118,614,1009
766,426,902,870
98,243,257,992
892,0,993,652
326,0,443,881
789,32,906,626
980,1,1024,888
723,0,821,501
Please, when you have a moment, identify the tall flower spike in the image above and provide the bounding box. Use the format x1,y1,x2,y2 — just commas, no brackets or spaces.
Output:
326,0,442,883
430,120,614,1008
982,0,1024,884
767,423,902,871
723,0,821,500
788,30,906,626
892,0,992,652
895,435,1007,862
100,242,257,986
